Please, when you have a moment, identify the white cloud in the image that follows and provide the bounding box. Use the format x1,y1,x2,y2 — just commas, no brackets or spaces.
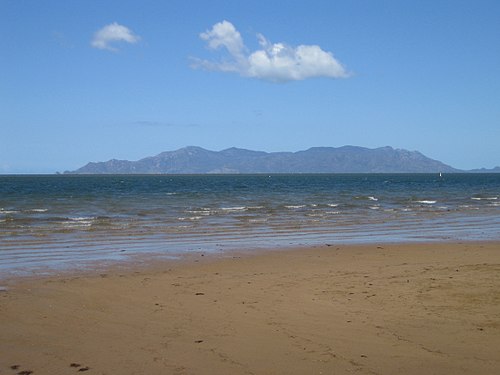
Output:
200,20,246,60
91,22,140,52
193,20,349,82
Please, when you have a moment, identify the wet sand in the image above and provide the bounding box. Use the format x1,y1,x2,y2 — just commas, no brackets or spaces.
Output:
1,242,500,374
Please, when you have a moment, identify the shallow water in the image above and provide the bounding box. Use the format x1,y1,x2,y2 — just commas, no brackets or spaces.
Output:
1,174,499,277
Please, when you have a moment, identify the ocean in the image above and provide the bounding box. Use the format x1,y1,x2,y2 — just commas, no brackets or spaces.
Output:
1,174,499,277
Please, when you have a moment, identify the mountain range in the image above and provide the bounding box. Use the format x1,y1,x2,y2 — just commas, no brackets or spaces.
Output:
66,145,492,174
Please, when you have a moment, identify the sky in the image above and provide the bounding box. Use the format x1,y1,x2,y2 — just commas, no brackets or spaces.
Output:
1,0,499,173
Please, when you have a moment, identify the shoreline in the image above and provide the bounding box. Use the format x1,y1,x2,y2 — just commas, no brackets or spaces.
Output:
2,241,500,374
2,238,500,284
3,173,500,282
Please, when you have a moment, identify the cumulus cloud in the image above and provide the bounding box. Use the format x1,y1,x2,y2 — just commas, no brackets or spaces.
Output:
193,20,349,82
91,22,140,51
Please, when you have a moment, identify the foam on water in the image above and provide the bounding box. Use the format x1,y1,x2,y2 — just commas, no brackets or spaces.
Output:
178,216,203,221
220,206,247,211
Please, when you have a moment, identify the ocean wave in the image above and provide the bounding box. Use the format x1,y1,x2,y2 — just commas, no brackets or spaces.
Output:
415,200,436,204
178,216,203,221
27,209,48,213
471,196,498,201
285,205,306,209
354,196,378,201
220,206,247,211
327,203,339,207
61,217,96,228
69,217,96,222
186,210,212,216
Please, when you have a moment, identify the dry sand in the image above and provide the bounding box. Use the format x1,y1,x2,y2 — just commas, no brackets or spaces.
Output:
1,242,500,375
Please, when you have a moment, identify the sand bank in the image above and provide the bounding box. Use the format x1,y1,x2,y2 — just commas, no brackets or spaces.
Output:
1,242,500,374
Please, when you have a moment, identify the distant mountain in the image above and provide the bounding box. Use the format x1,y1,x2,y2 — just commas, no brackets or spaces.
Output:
67,146,461,174
468,166,500,173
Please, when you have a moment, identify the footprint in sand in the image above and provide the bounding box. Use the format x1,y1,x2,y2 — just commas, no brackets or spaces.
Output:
70,363,90,372
9,367,33,375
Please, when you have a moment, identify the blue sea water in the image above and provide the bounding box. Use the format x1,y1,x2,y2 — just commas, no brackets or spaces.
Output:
1,174,499,277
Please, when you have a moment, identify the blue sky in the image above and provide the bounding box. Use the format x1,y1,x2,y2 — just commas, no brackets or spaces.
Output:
1,0,499,173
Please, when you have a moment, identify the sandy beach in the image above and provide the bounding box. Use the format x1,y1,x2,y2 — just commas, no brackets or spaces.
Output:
1,242,499,374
